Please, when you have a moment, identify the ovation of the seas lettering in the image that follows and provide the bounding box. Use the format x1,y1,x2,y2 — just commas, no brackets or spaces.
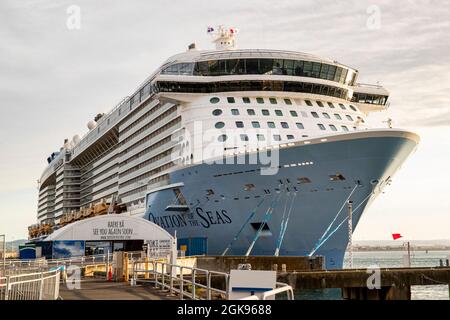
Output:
148,208,232,229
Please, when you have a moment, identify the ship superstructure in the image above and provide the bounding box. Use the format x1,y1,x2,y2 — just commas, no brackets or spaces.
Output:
32,27,418,268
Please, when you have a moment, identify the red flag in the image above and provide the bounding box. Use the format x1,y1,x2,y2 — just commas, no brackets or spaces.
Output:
392,233,403,240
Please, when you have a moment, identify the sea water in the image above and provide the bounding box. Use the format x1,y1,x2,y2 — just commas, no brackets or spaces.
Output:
294,250,450,300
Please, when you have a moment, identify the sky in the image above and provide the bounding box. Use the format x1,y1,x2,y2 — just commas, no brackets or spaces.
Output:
0,0,449,241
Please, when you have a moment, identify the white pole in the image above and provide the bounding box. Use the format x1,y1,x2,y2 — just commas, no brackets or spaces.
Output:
347,201,353,269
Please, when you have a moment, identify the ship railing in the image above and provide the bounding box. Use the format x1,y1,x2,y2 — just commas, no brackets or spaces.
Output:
0,269,60,300
239,282,294,300
131,259,230,300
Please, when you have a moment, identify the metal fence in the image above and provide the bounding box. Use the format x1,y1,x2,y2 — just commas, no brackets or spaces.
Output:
240,282,294,300
131,259,230,300
0,269,60,300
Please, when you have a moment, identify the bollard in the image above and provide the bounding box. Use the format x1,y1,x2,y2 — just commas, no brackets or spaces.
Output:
282,264,287,272
273,264,278,271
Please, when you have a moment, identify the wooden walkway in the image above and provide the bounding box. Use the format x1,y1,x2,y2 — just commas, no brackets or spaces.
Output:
59,280,176,300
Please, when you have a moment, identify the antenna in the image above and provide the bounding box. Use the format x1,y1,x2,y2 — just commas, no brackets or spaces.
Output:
207,25,239,50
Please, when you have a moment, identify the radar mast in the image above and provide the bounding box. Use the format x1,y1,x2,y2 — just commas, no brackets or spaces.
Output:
207,25,238,50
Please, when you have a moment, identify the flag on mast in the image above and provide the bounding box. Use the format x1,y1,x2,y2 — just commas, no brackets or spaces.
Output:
392,233,403,240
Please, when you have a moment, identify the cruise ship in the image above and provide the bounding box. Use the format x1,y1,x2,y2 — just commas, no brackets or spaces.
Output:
31,27,419,268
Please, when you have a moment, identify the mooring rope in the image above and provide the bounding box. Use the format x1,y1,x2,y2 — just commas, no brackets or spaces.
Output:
245,190,284,256
309,188,375,256
221,195,268,256
274,190,298,256
312,183,359,249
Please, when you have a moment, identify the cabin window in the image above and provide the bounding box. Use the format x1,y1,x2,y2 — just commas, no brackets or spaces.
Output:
349,105,357,111
215,122,225,129
346,115,354,121
257,134,265,141
212,109,222,116
316,101,324,107
322,112,330,119
287,135,295,140
284,98,292,105
252,121,261,128
218,134,227,142
327,102,335,108
269,97,277,104
256,97,264,104
341,125,349,131
311,112,319,118
317,124,326,130
242,97,251,103
231,109,240,115
275,110,283,116
235,121,244,128
262,109,270,116
267,121,276,128
296,122,305,129
334,114,342,120
339,103,346,110
240,134,249,141
290,110,298,117
273,134,282,141
227,97,235,103
305,100,313,106
210,97,220,104
329,124,337,131
281,122,289,129
247,109,256,115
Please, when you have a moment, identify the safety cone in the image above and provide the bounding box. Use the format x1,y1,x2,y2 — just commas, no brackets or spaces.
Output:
108,265,113,281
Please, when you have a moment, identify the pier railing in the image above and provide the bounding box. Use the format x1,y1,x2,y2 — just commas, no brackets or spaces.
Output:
240,282,294,300
0,269,60,300
131,259,230,300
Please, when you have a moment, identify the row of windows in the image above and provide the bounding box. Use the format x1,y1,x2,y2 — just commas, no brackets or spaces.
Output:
212,108,364,123
154,81,349,99
210,96,358,112
352,92,388,106
215,121,305,129
161,58,356,85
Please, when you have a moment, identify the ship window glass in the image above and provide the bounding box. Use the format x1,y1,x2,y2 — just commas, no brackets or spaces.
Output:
273,134,281,141
267,121,276,128
346,115,354,121
256,97,264,104
357,116,365,123
296,122,305,129
287,135,295,140
311,112,319,118
327,102,335,108
227,97,235,103
298,177,311,184
231,109,240,115
316,101,324,107
329,124,337,131
212,109,222,116
300,111,308,117
218,134,227,142
235,121,244,128
281,122,289,128
252,121,261,128
242,97,251,103
341,125,349,132
262,109,270,116
215,122,225,129
339,103,346,110
275,110,283,116
290,110,298,117
240,134,249,141
317,124,326,130
247,109,256,115
210,97,220,104
269,97,277,104
322,112,330,119
246,59,259,74
349,105,357,111
305,100,313,106
334,114,342,120
257,134,265,141
284,98,292,105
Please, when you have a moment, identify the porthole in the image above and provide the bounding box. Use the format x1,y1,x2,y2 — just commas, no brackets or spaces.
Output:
218,134,227,142
212,109,222,116
215,122,225,129
210,97,220,104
